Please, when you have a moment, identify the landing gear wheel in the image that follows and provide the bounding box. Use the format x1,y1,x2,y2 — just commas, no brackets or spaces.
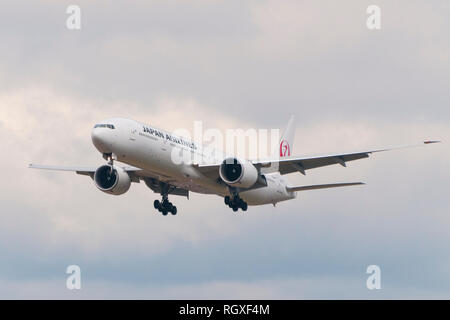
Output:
155,197,178,216
225,192,248,213
155,182,179,216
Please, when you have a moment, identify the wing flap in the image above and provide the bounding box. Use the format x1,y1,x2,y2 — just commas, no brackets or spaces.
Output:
286,182,364,192
29,164,96,172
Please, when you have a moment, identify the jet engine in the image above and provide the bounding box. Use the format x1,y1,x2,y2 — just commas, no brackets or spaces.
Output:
94,165,131,195
219,157,258,188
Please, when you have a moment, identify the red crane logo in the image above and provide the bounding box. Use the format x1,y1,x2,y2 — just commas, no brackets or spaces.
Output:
279,140,291,157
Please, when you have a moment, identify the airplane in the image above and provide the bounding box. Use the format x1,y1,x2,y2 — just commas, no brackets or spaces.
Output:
29,116,439,216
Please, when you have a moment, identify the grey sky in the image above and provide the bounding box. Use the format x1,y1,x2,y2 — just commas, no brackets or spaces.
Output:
0,0,448,298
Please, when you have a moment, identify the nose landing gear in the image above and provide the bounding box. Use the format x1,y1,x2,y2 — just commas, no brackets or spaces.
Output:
102,153,116,174
224,195,248,212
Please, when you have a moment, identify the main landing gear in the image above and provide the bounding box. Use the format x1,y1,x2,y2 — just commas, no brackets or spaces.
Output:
224,195,248,212
154,182,177,216
154,198,177,216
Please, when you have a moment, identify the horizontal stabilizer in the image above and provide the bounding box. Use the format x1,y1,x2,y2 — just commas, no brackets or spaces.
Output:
286,182,364,192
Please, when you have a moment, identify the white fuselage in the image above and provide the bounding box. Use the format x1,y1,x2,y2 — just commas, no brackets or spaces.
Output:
91,118,296,206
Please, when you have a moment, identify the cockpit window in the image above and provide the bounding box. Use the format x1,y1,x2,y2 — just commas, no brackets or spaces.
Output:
94,124,115,129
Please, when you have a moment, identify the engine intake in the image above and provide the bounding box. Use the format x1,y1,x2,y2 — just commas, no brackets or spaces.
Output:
94,165,131,195
219,157,258,188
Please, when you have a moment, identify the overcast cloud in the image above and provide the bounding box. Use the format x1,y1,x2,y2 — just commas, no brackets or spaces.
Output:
0,0,449,299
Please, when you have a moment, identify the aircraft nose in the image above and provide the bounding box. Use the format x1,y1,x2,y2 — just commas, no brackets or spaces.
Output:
91,128,112,153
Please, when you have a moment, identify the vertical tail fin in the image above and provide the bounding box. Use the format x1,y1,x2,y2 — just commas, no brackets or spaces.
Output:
278,115,295,158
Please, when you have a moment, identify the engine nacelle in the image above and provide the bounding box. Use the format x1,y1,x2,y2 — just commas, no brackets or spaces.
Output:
219,157,258,188
94,165,131,195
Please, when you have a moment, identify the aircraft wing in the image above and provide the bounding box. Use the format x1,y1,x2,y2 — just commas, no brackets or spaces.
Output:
29,164,97,176
286,182,364,192
258,151,370,175
254,141,440,175
29,163,145,183
29,164,142,178
29,163,189,197
194,141,440,177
